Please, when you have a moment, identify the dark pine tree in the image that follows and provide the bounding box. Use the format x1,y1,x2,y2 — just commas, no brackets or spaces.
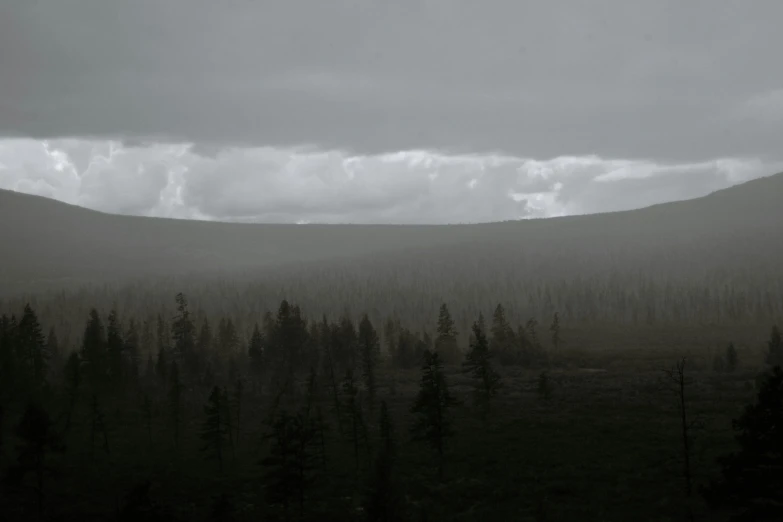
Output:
364,400,404,522
8,402,65,519
261,411,319,521
172,292,197,377
462,320,503,419
703,366,783,521
62,351,81,434
435,303,459,365
248,322,264,380
106,309,125,393
359,314,380,413
17,304,49,391
410,350,459,482
0,314,19,399
169,361,183,452
200,386,228,471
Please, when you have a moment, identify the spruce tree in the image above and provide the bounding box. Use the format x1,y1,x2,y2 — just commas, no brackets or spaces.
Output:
410,350,459,481
201,386,228,471
703,366,783,520
106,309,125,392
169,361,183,451
248,322,264,379
261,411,319,521
435,303,459,364
364,400,404,522
172,293,197,376
81,309,107,393
62,351,81,434
17,304,48,390
462,320,502,418
490,304,517,365
9,402,64,518
359,314,380,413
341,368,367,474
0,314,18,399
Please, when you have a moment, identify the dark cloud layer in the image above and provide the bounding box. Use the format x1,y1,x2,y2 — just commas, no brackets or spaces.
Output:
2,0,782,161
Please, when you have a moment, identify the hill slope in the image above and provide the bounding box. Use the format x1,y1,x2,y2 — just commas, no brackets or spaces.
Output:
1,172,782,296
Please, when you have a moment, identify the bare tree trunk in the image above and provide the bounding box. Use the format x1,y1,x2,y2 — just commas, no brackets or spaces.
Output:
664,358,695,522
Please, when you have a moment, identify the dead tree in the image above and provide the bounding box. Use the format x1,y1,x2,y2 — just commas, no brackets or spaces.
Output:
662,357,698,522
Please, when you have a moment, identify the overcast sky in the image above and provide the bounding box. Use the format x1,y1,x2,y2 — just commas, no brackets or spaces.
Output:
1,0,782,224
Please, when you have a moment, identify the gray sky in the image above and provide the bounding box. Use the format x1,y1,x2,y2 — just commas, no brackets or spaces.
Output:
1,0,782,223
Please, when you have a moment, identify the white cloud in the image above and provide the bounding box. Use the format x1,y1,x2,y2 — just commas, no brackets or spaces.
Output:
0,139,780,224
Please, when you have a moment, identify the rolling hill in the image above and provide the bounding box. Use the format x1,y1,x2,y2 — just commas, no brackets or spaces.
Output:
1,172,782,298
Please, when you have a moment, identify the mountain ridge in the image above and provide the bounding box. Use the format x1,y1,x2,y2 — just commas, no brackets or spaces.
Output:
1,171,782,295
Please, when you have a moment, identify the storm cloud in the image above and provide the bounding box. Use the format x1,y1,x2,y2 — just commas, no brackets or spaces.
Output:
2,0,782,161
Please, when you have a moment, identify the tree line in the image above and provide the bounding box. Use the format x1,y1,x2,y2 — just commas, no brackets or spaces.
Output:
0,294,782,521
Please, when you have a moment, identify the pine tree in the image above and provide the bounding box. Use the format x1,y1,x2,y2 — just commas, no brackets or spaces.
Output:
81,309,107,393
62,351,81,434
169,361,183,451
322,317,344,435
364,400,404,522
106,309,125,392
703,366,783,520
462,320,502,418
342,368,368,474
248,322,264,379
490,304,517,365
359,314,380,413
201,386,228,471
261,411,319,521
410,350,459,481
0,314,18,399
435,303,459,364
9,402,64,518
17,304,48,390
172,293,197,376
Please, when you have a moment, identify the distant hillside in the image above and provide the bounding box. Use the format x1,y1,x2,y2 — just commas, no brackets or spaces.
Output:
2,172,782,297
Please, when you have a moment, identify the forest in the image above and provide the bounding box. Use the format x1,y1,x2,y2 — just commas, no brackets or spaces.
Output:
1,174,782,521
0,290,782,521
